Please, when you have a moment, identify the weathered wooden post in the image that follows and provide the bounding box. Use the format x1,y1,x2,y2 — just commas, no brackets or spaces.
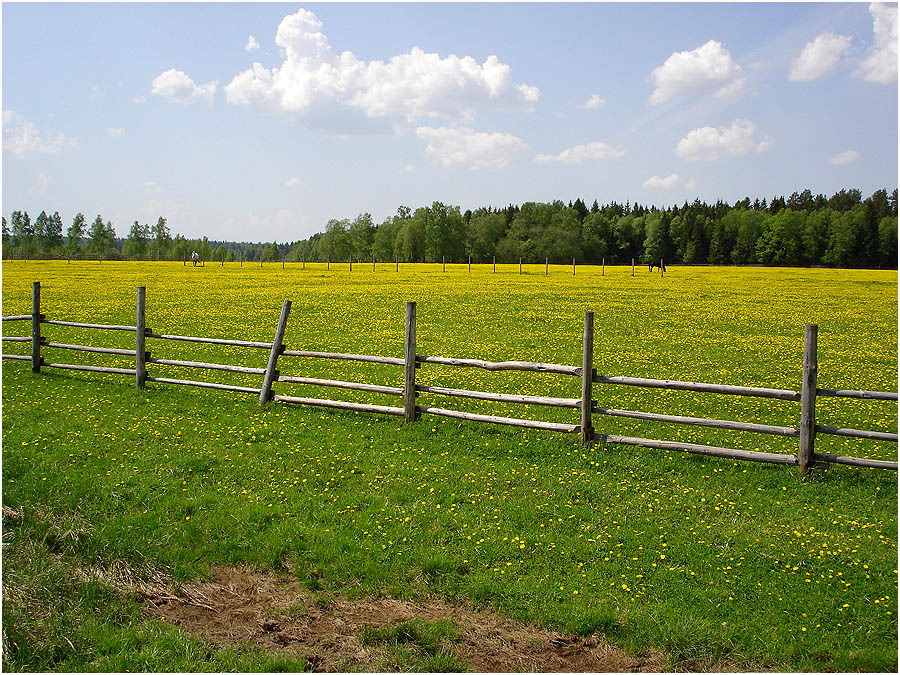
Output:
373,254,376,272
282,253,285,269
602,257,605,276
631,258,634,277
660,258,664,277
573,257,576,275
442,256,445,273
404,301,417,423
260,256,263,268
182,254,185,266
349,258,353,272
31,281,41,373
327,257,330,271
581,311,594,445
136,286,147,389
493,255,496,273
798,324,818,475
519,257,522,274
259,300,292,404
396,256,399,272
468,255,471,273
240,252,243,267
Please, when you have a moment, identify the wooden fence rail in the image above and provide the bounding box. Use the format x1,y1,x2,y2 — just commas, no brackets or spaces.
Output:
2,282,897,474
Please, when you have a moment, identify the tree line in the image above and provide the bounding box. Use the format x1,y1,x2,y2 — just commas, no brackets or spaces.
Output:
4,187,897,268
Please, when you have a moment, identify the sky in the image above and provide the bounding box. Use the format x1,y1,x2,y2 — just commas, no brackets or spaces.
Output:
2,2,898,243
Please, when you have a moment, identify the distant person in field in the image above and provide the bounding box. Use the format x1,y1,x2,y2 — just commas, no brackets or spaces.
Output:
191,251,199,267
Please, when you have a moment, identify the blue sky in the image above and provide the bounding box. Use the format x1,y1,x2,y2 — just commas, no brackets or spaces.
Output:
3,2,897,243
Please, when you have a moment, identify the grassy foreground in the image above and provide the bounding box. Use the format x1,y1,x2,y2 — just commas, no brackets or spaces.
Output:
2,261,897,671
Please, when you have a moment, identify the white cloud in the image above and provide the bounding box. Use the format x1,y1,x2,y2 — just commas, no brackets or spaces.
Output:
107,127,126,138
224,8,538,133
534,141,625,164
856,2,898,84
789,32,851,81
828,149,860,165
581,94,606,109
2,110,78,158
415,126,527,170
284,176,302,188
245,34,260,52
398,163,416,173
151,68,217,104
642,173,696,190
132,95,147,104
675,119,772,161
649,40,745,105
31,172,51,195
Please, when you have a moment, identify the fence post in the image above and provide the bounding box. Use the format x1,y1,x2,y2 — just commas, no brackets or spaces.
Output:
798,324,818,474
31,281,41,373
442,256,445,273
660,258,664,276
493,255,496,273
545,257,548,275
468,255,471,273
396,256,399,272
349,258,352,272
632,258,634,277
136,286,147,389
519,257,522,274
373,254,376,272
573,257,576,275
404,301,417,423
282,254,285,269
602,257,605,276
581,311,594,444
259,300,292,404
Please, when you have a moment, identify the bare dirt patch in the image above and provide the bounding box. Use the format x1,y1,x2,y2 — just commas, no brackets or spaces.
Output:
142,565,666,672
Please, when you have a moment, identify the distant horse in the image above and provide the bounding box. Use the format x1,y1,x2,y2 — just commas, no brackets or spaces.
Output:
648,261,666,273
191,251,200,267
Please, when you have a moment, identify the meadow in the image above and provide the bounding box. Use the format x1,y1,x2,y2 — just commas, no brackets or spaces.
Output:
2,260,897,672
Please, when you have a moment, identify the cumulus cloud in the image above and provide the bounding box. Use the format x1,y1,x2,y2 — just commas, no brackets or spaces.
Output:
284,176,302,188
649,40,745,105
789,32,852,80
107,127,126,138
642,173,696,190
828,149,860,165
415,126,527,170
245,34,260,52
224,8,538,133
31,172,51,195
2,110,78,158
534,141,625,164
856,2,898,83
151,68,217,104
675,119,772,161
581,94,606,109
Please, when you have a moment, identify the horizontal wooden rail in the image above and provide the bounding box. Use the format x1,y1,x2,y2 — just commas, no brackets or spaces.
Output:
43,362,136,376
2,336,32,342
813,452,898,470
815,424,898,442
2,354,31,361
417,384,580,408
148,357,266,375
2,315,31,322
416,405,579,433
44,342,137,357
281,350,404,366
277,375,403,396
146,333,272,349
594,374,801,401
817,388,898,401
593,406,799,437
42,319,137,331
145,376,260,394
417,355,581,376
274,394,404,416
594,433,798,465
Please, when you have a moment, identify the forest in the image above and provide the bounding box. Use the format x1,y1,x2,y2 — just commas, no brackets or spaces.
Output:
3,187,898,269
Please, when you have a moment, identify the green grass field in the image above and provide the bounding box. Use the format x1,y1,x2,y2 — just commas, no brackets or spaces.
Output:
2,261,897,671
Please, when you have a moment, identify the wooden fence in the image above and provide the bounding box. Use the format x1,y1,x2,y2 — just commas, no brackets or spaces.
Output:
2,282,897,474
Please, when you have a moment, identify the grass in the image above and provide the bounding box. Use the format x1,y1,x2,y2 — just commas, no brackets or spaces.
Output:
2,261,897,672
